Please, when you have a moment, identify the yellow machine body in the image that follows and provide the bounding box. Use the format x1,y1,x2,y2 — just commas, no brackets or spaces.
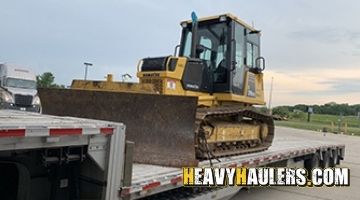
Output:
137,56,265,107
41,13,274,167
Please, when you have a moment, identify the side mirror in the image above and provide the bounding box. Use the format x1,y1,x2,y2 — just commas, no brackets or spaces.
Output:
249,57,265,74
255,57,266,72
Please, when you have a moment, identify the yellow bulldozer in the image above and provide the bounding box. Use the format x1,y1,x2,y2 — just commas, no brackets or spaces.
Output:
38,13,274,167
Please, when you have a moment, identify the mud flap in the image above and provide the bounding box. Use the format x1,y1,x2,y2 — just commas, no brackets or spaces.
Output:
38,88,199,167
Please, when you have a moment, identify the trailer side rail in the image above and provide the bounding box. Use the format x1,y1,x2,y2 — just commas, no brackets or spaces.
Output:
0,110,118,151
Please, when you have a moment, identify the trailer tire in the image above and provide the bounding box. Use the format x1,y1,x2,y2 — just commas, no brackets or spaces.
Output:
320,150,331,168
305,153,320,177
330,150,338,167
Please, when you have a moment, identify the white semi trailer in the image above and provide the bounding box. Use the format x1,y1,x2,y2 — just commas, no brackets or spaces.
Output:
0,110,345,200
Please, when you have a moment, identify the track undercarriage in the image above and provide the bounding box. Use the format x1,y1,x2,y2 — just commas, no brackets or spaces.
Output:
195,107,274,160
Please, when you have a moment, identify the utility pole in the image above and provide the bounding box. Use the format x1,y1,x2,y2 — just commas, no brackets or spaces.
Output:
268,77,274,115
338,113,344,134
83,62,93,80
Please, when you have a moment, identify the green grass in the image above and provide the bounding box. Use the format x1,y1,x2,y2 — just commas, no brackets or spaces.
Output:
309,114,360,127
275,113,360,136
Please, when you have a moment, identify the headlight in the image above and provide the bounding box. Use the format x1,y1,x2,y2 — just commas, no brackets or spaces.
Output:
0,92,14,103
181,22,188,28
32,95,41,105
219,15,227,22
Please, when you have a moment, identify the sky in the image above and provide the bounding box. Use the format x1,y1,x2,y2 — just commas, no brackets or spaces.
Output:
0,0,359,106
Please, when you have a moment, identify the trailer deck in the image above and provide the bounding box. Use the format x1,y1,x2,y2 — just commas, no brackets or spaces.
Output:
121,134,345,199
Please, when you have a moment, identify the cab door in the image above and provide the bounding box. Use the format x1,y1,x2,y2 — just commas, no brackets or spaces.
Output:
232,23,246,95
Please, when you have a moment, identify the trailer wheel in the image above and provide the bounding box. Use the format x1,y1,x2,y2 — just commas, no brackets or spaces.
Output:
330,150,338,167
305,153,320,177
320,150,331,168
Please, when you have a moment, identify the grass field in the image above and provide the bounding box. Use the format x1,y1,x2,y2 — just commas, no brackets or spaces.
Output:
275,113,360,136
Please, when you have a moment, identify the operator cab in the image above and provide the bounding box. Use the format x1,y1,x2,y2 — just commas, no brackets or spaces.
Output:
179,14,263,95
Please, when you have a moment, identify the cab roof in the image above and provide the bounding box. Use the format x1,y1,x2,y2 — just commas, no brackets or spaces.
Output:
181,13,259,32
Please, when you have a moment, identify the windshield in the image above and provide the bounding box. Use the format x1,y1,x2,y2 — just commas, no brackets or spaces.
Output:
180,21,229,83
5,77,37,89
181,21,228,62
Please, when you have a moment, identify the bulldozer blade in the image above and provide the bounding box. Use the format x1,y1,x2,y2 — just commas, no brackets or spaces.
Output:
38,88,199,167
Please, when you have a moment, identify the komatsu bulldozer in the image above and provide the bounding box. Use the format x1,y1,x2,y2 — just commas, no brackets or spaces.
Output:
38,13,274,167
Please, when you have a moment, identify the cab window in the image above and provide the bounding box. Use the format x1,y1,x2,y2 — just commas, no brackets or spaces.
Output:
182,32,192,57
246,42,259,68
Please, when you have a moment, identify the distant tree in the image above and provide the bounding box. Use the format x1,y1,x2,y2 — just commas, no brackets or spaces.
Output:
274,103,360,116
256,106,269,114
272,106,290,118
293,104,307,112
351,104,360,115
36,72,54,88
290,110,306,120
36,72,65,88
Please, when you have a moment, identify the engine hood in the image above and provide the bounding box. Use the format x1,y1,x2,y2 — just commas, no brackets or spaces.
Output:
2,86,37,96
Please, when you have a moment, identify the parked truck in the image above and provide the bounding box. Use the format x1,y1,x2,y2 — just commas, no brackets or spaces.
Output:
0,110,345,200
0,64,41,112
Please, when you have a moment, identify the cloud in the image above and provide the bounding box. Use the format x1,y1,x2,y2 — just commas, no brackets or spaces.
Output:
288,28,360,45
264,67,360,106
288,27,343,43
318,79,360,93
